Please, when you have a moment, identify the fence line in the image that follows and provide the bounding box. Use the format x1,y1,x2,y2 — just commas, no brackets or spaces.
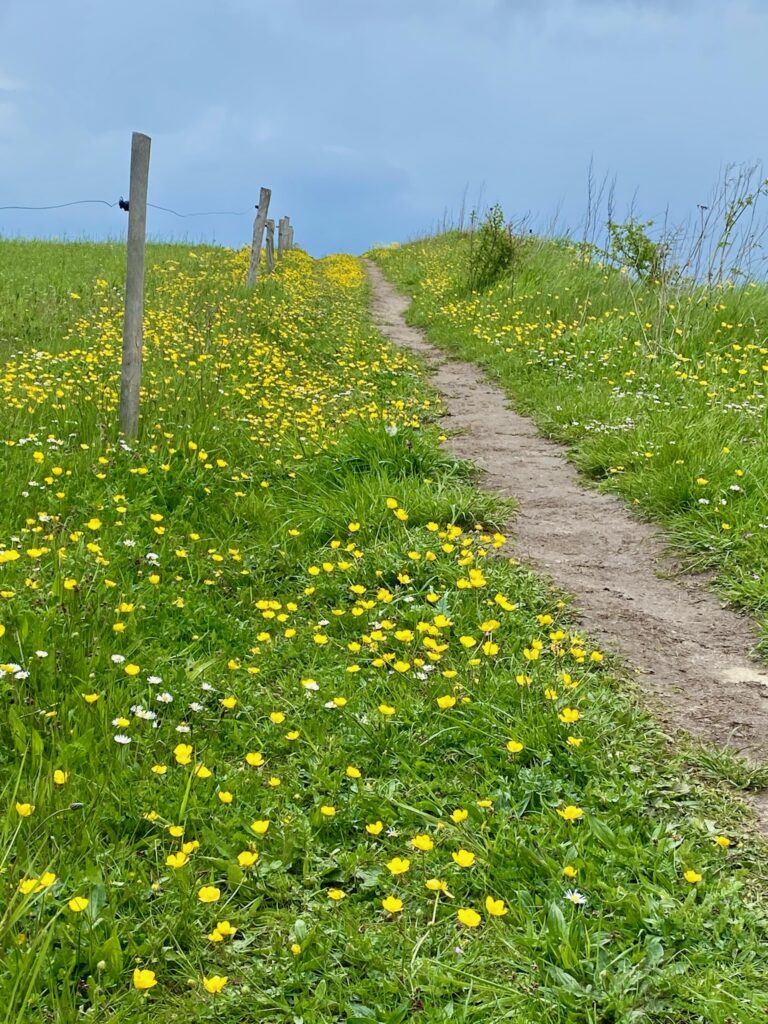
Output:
0,199,251,218
1,131,298,438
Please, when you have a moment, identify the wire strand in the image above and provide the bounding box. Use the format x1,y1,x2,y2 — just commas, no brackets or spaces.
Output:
0,197,251,217
147,203,249,218
0,199,118,211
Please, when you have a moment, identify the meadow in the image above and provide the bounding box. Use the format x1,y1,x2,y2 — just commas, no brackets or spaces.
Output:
0,239,767,1023
370,232,768,653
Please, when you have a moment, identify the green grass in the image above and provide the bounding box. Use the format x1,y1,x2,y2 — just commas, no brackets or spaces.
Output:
0,240,208,358
0,240,767,1023
370,233,768,654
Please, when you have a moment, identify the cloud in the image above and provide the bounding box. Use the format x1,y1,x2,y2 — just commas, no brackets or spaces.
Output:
0,0,765,253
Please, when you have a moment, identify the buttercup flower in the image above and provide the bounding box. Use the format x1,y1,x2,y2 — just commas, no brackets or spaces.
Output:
386,857,410,875
452,849,475,868
174,744,193,766
411,834,434,852
457,908,481,928
133,968,157,991
485,896,507,917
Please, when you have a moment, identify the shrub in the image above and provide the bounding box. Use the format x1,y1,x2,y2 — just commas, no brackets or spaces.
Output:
607,218,669,283
467,206,528,292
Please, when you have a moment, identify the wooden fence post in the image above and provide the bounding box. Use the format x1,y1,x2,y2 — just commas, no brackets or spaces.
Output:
247,187,271,287
119,131,151,438
265,219,275,273
277,217,288,259
287,223,295,250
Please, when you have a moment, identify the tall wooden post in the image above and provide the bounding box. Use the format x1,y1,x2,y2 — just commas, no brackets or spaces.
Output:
265,218,275,273
287,223,295,250
119,131,151,438
277,217,288,259
247,187,271,287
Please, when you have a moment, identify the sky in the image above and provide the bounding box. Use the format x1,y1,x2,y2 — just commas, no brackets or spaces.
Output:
0,0,766,255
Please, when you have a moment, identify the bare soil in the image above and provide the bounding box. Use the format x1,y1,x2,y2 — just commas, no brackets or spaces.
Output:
366,260,768,827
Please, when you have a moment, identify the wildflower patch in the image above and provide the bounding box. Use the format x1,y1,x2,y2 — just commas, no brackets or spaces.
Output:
0,241,766,1022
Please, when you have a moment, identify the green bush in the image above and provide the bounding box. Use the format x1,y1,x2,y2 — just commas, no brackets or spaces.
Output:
467,206,528,292
607,218,669,283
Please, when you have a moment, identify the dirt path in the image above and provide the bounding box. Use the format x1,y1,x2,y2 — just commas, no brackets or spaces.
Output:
366,259,768,822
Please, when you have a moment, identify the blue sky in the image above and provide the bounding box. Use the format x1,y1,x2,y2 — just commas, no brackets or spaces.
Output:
0,0,766,255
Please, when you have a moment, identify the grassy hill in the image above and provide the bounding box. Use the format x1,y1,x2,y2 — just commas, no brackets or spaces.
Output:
0,240,767,1023
371,232,768,653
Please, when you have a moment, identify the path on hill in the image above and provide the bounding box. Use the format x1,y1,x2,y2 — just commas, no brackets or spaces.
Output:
365,259,768,825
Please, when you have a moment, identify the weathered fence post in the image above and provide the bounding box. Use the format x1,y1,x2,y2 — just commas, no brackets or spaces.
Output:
277,216,288,259
287,222,295,250
247,187,271,287
265,218,275,273
119,131,151,438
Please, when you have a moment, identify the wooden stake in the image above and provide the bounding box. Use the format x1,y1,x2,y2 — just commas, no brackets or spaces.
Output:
277,216,288,259
265,218,275,273
247,187,271,287
119,131,151,438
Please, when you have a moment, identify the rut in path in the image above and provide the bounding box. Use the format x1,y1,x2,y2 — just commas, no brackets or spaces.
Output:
365,259,768,827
